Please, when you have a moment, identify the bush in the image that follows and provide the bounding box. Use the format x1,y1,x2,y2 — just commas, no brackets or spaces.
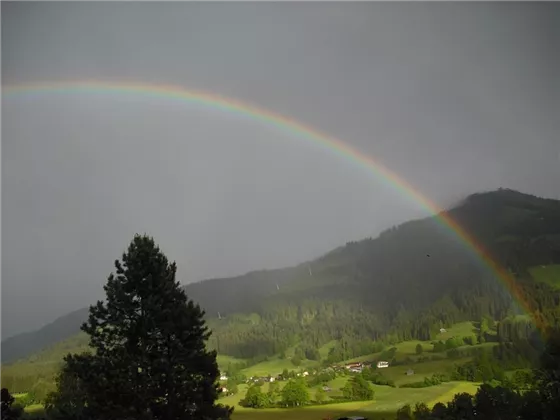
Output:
304,347,321,361
400,373,450,388
463,335,476,346
362,369,396,387
307,370,336,387
445,337,464,350
433,341,446,353
14,392,34,407
239,384,270,408
342,376,374,401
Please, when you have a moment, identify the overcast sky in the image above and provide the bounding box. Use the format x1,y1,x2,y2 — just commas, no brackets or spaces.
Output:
2,2,559,338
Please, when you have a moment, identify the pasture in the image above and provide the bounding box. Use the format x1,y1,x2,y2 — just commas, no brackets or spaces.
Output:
529,264,560,290
224,381,480,420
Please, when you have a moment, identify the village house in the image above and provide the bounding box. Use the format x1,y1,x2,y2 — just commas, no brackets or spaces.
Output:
345,362,362,370
377,361,389,369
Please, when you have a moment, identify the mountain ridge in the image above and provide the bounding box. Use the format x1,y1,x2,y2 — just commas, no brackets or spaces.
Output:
3,188,560,364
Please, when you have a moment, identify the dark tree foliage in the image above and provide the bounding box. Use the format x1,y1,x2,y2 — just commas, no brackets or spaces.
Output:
1,388,23,420
341,375,374,401
535,329,560,420
280,379,310,407
46,235,233,420
44,357,88,420
239,384,268,408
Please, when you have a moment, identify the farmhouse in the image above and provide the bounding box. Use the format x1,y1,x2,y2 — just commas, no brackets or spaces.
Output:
377,361,389,368
345,362,362,370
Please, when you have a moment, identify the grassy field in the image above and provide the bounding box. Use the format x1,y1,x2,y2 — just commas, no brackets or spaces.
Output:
232,320,494,383
376,358,471,386
21,347,482,420
217,355,247,369
529,264,560,290
21,379,481,420
221,381,480,420
216,352,482,420
241,357,321,378
15,320,489,419
433,322,478,340
343,322,483,366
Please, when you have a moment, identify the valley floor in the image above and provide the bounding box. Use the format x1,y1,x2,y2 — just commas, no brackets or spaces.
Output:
229,382,480,419
23,381,480,420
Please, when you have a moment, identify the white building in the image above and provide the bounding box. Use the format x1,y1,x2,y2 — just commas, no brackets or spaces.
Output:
377,361,389,368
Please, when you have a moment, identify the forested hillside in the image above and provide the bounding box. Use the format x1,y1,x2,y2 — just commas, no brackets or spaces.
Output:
202,189,560,361
3,189,560,366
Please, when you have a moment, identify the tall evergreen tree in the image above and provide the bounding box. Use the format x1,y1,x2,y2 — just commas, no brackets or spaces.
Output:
48,235,232,420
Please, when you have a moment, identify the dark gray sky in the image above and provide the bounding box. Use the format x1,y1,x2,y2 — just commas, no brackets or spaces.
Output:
2,2,559,338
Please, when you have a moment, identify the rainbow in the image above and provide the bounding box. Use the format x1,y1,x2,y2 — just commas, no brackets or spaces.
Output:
2,80,543,334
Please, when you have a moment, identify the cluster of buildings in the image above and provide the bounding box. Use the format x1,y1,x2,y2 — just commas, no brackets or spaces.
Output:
339,360,389,373
218,359,393,395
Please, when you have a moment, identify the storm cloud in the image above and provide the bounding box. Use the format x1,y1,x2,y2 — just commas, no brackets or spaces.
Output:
2,2,558,338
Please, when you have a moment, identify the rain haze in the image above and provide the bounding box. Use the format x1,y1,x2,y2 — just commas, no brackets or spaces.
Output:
2,2,558,339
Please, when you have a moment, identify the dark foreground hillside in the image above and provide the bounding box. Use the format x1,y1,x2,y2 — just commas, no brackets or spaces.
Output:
3,189,560,364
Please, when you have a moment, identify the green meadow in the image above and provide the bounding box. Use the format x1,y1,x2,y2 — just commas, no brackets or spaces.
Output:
220,381,480,420
529,264,560,290
15,320,493,419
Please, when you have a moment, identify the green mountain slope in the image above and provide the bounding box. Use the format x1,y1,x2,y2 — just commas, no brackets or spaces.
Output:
3,189,560,365
1,307,89,365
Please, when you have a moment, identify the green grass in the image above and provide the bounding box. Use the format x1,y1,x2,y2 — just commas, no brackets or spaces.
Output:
224,381,480,420
529,264,560,290
434,322,478,340
426,382,480,407
344,322,484,366
241,357,320,378
19,381,481,420
392,340,426,355
377,358,471,386
318,340,337,360
217,355,247,370
21,375,479,420
230,401,388,420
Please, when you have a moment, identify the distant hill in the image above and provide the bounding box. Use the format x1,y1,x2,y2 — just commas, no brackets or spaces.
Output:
1,307,89,364
2,188,560,364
